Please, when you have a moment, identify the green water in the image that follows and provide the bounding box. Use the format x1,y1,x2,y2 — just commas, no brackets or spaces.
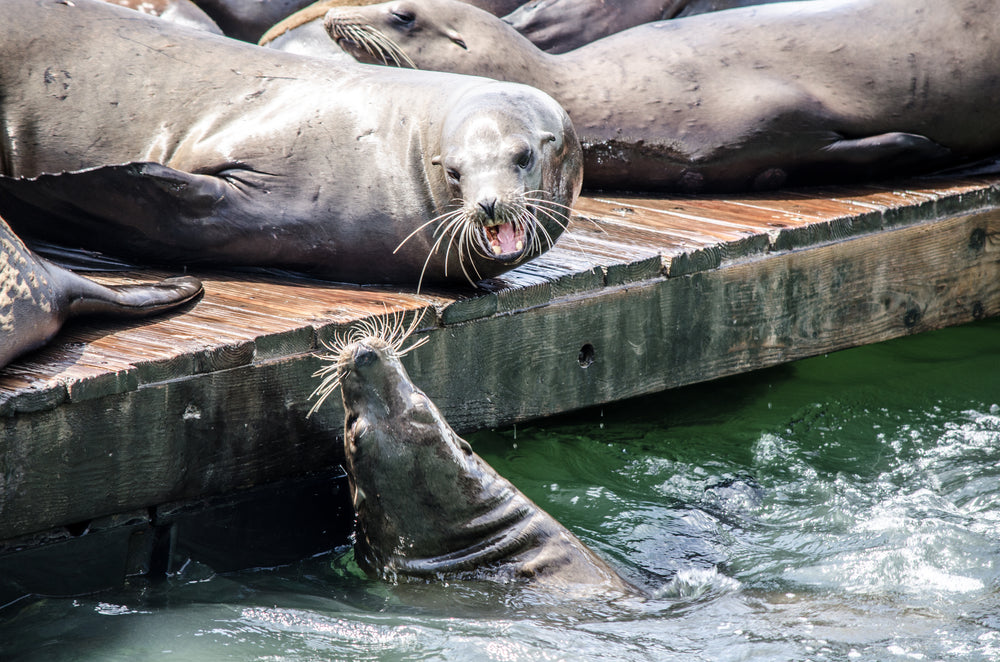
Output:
2,319,999,661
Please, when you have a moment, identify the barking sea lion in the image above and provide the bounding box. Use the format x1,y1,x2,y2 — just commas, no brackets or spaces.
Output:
0,0,582,286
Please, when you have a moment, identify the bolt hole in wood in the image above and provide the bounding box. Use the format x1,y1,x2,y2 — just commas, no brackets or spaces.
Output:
903,308,922,328
578,343,596,368
65,520,91,537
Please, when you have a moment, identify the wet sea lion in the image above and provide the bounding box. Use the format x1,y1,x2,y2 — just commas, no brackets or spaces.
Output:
325,0,1000,192
310,319,636,594
1,215,202,370
504,0,801,53
0,0,582,286
100,0,223,33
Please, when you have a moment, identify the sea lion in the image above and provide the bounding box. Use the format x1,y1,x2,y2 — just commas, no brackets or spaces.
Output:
0,0,582,286
324,0,1000,192
1,215,202,370
259,0,525,52
100,0,223,33
504,0,801,53
310,319,637,594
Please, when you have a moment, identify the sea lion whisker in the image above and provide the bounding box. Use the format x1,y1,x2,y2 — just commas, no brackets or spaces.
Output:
455,216,484,284
523,195,573,233
344,23,388,64
366,28,417,69
523,190,574,212
393,205,462,255
342,22,416,69
308,309,429,416
414,209,464,291
523,198,584,253
516,207,546,258
436,211,471,278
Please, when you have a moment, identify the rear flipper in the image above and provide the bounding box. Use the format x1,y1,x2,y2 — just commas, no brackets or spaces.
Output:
61,271,204,318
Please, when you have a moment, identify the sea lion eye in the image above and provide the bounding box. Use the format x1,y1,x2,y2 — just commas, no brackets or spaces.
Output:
446,167,461,183
515,149,533,169
390,9,415,26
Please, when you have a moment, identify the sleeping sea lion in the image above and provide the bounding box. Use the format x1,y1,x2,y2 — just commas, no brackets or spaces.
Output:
324,0,1000,192
259,0,526,51
0,0,582,286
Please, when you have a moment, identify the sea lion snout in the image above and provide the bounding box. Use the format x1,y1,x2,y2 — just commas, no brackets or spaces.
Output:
352,343,380,369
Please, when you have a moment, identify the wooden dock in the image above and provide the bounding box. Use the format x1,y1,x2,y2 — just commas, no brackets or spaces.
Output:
2,173,999,604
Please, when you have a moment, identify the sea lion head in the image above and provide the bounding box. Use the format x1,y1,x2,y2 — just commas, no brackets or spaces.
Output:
421,83,581,283
310,314,511,576
323,0,524,76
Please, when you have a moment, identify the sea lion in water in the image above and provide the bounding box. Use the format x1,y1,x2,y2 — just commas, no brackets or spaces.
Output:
504,0,801,53
310,319,636,594
0,0,582,286
100,0,223,33
0,215,202,370
325,0,1000,192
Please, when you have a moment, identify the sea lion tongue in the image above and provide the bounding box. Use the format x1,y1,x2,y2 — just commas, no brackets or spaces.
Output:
488,222,524,255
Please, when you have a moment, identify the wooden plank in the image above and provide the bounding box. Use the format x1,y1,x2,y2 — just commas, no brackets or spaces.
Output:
2,205,996,541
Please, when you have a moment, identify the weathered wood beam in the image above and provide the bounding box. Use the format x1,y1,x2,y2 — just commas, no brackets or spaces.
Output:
1,206,996,543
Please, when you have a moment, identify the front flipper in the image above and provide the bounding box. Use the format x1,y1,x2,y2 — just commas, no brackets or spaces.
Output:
0,163,230,263
820,132,951,166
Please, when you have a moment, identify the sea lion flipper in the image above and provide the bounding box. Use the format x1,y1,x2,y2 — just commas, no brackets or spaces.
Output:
820,132,951,166
62,272,204,318
0,164,229,258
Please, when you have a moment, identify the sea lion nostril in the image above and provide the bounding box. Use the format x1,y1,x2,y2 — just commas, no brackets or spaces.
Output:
353,346,378,367
478,198,497,219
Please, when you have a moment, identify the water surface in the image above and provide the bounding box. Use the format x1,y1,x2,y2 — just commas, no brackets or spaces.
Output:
2,319,999,661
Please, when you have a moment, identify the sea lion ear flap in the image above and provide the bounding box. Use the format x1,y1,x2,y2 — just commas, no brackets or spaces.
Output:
446,29,467,50
431,155,442,166
458,438,474,456
540,131,557,145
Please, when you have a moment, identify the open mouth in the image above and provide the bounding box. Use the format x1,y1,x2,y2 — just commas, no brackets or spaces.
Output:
480,221,528,262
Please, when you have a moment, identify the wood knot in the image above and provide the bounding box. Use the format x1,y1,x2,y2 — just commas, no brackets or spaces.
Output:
969,228,986,251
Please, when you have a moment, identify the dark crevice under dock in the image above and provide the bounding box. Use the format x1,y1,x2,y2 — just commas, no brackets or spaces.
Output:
2,174,999,603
